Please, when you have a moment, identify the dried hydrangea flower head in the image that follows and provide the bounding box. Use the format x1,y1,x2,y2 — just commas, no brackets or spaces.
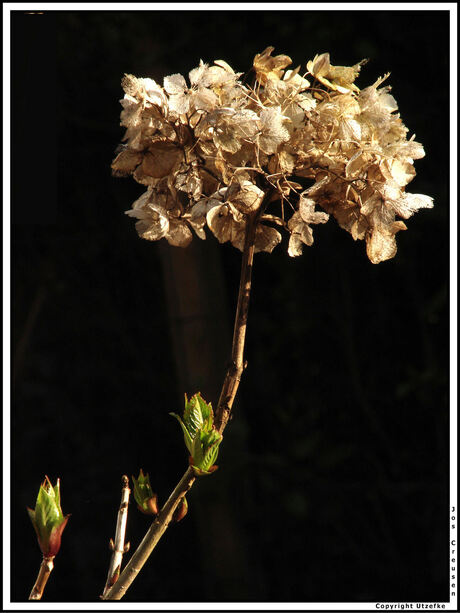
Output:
112,47,433,263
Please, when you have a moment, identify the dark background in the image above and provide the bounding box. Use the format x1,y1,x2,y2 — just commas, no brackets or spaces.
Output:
10,8,450,604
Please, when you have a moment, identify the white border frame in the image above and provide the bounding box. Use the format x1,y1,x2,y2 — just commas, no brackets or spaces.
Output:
3,3,457,611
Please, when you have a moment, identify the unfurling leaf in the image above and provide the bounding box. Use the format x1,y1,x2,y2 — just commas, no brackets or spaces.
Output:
171,393,222,475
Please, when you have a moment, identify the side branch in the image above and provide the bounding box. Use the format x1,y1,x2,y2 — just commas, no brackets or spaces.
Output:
102,475,131,598
102,467,195,600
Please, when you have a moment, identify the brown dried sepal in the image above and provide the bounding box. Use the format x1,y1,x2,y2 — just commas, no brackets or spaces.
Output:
111,149,143,177
226,180,265,214
254,46,292,85
142,142,183,179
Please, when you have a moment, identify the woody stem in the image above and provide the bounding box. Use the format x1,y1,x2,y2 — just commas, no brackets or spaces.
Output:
101,467,196,600
101,475,131,598
214,205,263,433
102,195,268,600
28,556,54,600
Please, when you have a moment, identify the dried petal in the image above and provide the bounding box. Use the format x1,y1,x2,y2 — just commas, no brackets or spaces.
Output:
111,149,142,177
254,46,292,85
227,181,265,214
307,53,366,93
125,203,169,241
283,69,310,91
380,158,416,187
164,73,187,95
366,221,407,264
166,218,193,247
258,107,290,154
142,142,182,179
307,53,330,78
254,224,282,254
389,193,434,220
299,196,329,225
189,61,209,87
213,59,235,73
121,73,143,97
206,203,248,250
287,196,329,257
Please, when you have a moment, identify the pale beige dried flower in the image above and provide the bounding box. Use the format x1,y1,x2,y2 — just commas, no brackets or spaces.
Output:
113,47,433,263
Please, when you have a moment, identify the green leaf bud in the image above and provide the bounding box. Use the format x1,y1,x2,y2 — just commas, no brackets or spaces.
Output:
27,476,70,558
172,393,223,476
132,469,159,515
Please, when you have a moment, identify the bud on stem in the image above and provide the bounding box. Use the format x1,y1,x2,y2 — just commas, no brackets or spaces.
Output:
173,496,188,522
170,392,223,475
27,476,70,558
132,470,159,515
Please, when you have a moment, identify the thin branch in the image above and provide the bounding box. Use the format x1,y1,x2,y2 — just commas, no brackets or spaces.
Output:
101,475,131,598
102,191,270,601
29,556,54,600
102,467,196,600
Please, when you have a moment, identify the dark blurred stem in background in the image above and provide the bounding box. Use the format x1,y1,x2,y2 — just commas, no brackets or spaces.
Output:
158,236,254,598
13,283,47,388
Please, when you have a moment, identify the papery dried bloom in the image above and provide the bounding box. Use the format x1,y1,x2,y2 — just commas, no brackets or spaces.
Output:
113,47,433,263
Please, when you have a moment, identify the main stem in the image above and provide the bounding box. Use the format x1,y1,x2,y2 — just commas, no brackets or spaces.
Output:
215,209,259,433
103,206,262,600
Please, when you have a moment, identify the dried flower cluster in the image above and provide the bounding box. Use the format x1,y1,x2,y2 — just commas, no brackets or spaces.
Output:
112,47,433,263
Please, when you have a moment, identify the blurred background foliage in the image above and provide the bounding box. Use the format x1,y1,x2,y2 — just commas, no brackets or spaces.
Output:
11,8,449,603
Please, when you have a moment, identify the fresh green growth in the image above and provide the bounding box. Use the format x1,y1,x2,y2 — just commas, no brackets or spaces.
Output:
27,476,70,558
170,393,223,476
132,469,159,515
